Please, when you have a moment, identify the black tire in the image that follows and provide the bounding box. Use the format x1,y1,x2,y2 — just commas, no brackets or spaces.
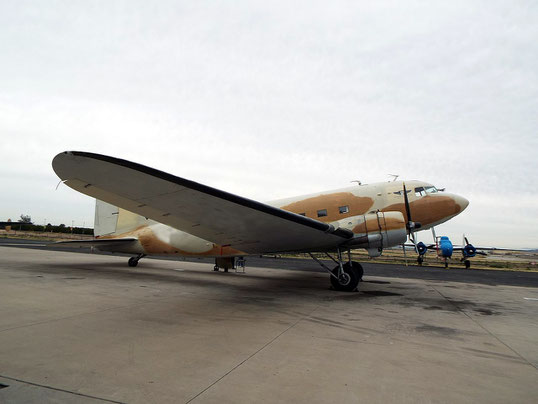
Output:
464,260,471,269
330,264,360,292
350,261,364,280
128,257,138,267
213,265,219,271
444,262,449,268
417,256,424,266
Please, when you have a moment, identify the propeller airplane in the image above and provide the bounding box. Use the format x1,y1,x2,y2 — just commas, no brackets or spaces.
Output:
413,234,510,269
51,151,469,291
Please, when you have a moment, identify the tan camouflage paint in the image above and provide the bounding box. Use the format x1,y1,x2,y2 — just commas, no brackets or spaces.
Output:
280,192,374,222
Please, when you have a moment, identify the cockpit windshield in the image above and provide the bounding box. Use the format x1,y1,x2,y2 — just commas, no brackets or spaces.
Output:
425,186,438,194
415,186,438,196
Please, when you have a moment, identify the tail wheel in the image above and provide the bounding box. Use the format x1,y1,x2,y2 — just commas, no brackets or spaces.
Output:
330,263,360,292
128,257,139,267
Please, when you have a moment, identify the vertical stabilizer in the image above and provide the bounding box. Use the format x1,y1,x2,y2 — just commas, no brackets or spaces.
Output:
94,200,148,237
94,200,119,236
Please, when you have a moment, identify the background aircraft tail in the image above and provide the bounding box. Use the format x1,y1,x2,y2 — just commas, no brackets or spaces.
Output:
94,200,146,237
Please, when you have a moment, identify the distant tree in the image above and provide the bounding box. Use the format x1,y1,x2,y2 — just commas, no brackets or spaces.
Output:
19,214,32,223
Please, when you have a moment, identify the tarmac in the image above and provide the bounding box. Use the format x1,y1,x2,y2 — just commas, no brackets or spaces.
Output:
1,242,537,403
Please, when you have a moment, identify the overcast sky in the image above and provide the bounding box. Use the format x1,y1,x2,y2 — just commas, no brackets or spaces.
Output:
1,1,537,248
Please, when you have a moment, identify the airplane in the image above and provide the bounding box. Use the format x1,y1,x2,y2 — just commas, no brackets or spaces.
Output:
414,234,504,269
51,151,469,291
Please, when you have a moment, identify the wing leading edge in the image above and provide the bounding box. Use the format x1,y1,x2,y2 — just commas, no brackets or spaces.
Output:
52,151,352,254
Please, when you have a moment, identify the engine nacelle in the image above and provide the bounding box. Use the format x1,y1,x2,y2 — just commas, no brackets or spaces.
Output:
463,243,477,258
332,211,407,250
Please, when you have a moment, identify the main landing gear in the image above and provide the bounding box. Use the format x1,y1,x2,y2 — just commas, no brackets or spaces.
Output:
309,249,363,292
213,257,236,273
128,254,146,267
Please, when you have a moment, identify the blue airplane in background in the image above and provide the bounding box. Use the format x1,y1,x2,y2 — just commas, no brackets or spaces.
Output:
414,235,484,269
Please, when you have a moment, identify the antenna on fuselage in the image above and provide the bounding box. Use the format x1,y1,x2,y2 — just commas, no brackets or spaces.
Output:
388,174,399,182
351,180,362,186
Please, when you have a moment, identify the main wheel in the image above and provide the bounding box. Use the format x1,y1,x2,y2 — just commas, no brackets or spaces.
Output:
464,260,471,269
213,265,219,271
330,264,360,292
128,257,139,267
349,261,364,280
417,256,424,266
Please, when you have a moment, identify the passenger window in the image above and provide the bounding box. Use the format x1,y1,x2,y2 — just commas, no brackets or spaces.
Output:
339,206,349,214
317,209,327,218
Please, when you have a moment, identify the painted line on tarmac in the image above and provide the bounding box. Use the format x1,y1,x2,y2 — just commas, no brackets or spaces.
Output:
523,297,538,301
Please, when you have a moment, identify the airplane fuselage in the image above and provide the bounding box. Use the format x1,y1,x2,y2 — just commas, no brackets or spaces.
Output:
96,180,468,258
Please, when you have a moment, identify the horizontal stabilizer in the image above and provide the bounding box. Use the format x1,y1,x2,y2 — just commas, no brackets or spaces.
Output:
51,238,139,250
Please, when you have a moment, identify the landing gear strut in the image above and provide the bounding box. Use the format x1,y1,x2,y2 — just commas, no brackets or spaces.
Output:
309,249,363,292
128,254,146,267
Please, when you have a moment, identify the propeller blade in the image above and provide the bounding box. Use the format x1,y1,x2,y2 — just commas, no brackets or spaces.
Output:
403,182,412,224
402,182,422,235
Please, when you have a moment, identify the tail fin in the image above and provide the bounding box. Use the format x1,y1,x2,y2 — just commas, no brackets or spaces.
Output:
94,200,146,237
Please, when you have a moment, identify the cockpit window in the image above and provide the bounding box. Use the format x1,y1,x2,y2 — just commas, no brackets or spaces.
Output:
424,186,438,194
415,186,438,196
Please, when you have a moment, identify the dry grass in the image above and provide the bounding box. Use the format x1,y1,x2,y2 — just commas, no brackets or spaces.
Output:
0,230,93,241
284,248,538,272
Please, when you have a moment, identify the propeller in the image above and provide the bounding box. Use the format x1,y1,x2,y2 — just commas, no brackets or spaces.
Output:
462,234,478,257
402,182,422,250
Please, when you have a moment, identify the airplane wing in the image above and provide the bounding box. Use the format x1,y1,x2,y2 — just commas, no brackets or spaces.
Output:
51,238,139,249
52,151,353,254
451,246,515,251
